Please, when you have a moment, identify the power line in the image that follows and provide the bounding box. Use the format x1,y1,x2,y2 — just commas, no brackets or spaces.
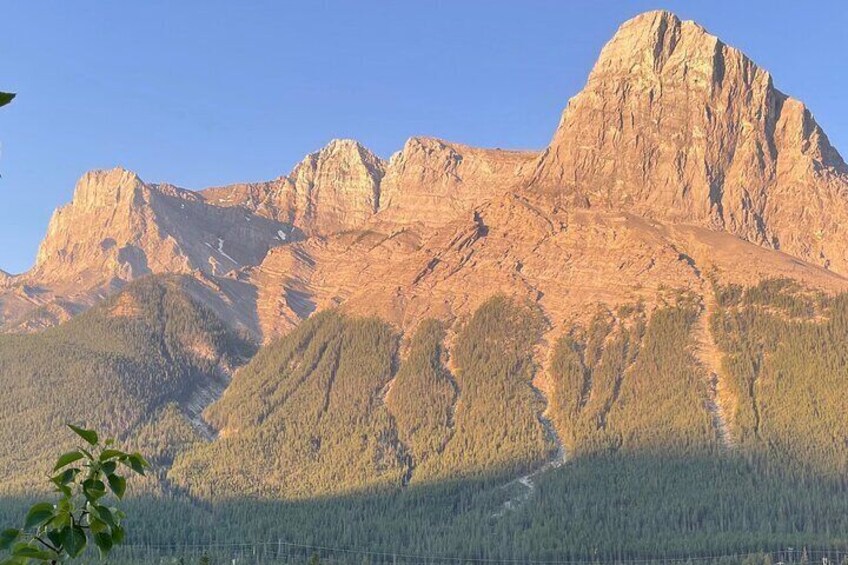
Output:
116,540,845,564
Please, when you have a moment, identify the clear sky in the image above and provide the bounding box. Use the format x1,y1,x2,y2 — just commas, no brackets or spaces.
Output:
2,1,847,274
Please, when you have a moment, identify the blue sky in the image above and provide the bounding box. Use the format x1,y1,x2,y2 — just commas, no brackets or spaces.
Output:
1,1,847,273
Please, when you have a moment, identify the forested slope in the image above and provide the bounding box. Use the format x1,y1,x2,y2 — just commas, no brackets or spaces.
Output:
170,296,553,496
0,275,254,492
0,282,846,561
712,279,848,475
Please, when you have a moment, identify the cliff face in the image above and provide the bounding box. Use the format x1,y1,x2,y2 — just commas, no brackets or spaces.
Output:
531,10,848,271
32,167,286,285
377,137,537,227
203,137,533,232
202,139,385,235
5,10,848,338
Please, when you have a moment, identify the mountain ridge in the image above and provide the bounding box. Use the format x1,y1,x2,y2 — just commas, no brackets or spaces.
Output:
532,10,848,271
3,9,848,340
1,11,848,560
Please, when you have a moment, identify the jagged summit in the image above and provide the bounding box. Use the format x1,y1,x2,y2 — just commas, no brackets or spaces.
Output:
288,138,386,232
32,166,285,288
531,9,848,272
66,167,144,209
377,136,536,226
5,10,848,337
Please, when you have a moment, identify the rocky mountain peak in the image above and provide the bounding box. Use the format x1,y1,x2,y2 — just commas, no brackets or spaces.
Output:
70,167,145,210
287,138,386,234
378,136,536,227
531,9,848,272
30,165,286,295
589,11,724,82
8,9,848,338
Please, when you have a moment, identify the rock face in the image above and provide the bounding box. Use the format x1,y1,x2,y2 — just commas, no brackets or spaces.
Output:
289,139,385,233
532,10,848,271
203,139,385,235
4,10,848,339
377,137,537,227
204,137,533,232
33,168,287,285
0,168,288,335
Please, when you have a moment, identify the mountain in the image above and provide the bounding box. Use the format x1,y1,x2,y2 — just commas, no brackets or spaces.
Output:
1,167,290,335
531,11,848,272
0,276,254,493
1,9,848,562
202,138,385,234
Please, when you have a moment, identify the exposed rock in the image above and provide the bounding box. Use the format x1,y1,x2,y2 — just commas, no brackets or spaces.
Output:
0,168,289,335
378,137,536,227
289,139,385,233
5,10,848,340
203,139,385,235
531,10,848,272
33,167,287,286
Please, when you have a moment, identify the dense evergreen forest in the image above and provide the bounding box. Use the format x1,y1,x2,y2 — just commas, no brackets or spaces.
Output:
0,276,254,492
0,276,846,563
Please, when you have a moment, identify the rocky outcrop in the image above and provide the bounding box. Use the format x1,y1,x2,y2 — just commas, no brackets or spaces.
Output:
6,10,848,339
32,167,286,285
288,139,385,233
203,139,385,235
532,10,848,273
0,168,288,335
377,137,536,227
205,137,535,234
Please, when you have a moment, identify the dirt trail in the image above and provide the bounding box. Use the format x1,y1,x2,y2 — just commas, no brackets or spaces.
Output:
692,292,737,450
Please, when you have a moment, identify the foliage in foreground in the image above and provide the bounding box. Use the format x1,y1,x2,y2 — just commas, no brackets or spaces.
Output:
0,425,148,564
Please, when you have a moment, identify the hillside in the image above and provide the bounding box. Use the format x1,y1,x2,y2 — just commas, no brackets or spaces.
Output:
0,8,847,562
0,276,254,492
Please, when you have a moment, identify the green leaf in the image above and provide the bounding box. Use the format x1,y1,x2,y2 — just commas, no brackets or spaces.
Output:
0,529,19,551
67,424,98,446
46,530,63,549
107,473,127,499
62,525,87,558
111,524,125,545
48,510,71,529
93,531,113,557
52,467,80,486
83,479,108,502
89,517,108,534
23,502,54,529
124,453,149,475
92,505,115,528
0,93,15,108
53,450,84,471
53,482,72,498
99,448,126,462
10,545,53,560
101,461,117,475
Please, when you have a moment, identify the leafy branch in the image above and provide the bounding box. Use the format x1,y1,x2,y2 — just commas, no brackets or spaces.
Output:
0,93,14,108
0,425,149,564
